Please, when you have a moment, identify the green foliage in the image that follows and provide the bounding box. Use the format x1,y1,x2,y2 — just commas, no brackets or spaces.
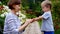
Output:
26,14,36,19
51,0,60,34
22,0,43,18
52,1,60,29
0,15,5,34
0,0,9,5
55,29,60,34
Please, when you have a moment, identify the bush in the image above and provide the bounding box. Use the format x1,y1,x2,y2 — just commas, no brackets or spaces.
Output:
51,0,60,34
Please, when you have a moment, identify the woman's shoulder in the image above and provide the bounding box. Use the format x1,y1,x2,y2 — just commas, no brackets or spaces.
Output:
5,13,17,20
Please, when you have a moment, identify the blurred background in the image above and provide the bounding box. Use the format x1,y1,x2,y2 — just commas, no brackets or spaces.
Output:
0,0,60,34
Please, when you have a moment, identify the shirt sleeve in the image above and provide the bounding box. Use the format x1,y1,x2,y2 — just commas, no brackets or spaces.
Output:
42,12,50,19
7,19,19,33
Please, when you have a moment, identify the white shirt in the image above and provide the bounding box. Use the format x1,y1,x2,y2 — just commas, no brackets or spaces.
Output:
41,11,54,31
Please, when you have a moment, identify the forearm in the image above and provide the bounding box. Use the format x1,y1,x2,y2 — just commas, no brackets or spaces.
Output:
33,16,43,21
18,19,33,31
18,22,29,32
38,16,43,19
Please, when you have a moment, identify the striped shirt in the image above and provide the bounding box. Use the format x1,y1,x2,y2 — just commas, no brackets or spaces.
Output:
3,12,22,34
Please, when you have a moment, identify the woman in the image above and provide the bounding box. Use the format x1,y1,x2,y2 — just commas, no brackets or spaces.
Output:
3,0,33,34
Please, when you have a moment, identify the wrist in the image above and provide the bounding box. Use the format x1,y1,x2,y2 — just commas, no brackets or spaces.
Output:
24,22,29,26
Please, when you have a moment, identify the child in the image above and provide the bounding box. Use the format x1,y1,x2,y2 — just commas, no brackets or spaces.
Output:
33,1,54,34
3,0,33,34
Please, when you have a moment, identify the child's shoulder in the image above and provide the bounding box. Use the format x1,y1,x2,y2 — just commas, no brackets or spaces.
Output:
43,11,51,16
45,11,51,14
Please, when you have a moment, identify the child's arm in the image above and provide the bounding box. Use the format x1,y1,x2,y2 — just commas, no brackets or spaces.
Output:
33,12,50,21
33,16,43,21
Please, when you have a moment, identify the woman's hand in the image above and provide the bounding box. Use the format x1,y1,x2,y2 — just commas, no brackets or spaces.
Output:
25,19,34,25
19,19,34,31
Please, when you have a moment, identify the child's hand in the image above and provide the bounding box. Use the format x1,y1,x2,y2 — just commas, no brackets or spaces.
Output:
29,18,37,23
